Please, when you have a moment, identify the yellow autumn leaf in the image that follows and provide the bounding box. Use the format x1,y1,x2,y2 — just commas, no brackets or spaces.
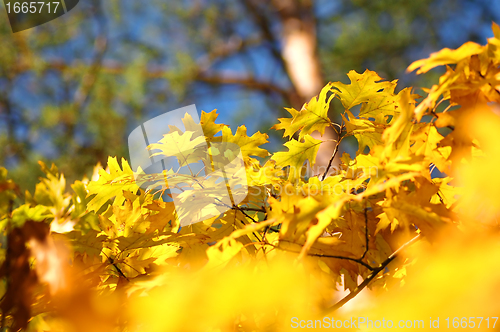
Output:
331,69,396,110
271,135,322,182
221,125,269,158
87,157,139,213
407,41,484,74
342,110,386,154
457,109,500,226
272,83,334,139
200,109,226,139
148,130,208,166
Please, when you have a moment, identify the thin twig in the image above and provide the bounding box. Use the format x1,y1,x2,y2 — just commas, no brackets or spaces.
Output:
321,124,344,181
233,209,263,243
197,74,292,100
321,140,340,181
360,207,369,260
268,240,374,271
107,257,129,282
429,109,454,131
323,234,421,315
225,203,263,242
193,183,263,242
238,206,266,213
306,252,375,271
234,205,259,224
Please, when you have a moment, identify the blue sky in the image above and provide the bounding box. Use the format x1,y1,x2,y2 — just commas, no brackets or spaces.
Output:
2,0,500,167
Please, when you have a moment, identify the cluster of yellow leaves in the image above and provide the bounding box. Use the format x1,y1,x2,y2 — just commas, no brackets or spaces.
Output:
1,23,500,332
407,22,500,166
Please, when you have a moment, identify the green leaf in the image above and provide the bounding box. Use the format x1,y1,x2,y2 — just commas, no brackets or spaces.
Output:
11,204,52,227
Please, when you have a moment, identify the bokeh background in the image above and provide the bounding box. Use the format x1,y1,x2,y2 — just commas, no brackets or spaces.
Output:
1,0,499,190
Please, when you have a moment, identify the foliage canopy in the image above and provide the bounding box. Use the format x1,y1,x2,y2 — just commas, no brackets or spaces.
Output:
2,23,500,332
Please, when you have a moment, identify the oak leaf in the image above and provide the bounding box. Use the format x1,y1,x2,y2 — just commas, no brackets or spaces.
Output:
271,135,322,182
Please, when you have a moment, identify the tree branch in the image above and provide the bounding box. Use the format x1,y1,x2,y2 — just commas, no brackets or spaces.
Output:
240,0,302,106
238,206,266,213
360,207,369,260
269,239,375,271
197,74,292,100
323,234,421,315
306,252,375,271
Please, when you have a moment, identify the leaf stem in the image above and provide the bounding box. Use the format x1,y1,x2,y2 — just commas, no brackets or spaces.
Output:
321,124,344,181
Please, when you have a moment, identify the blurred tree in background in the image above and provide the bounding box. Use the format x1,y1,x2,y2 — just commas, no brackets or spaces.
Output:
0,0,498,190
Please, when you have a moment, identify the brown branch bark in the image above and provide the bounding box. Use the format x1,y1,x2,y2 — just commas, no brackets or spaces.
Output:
322,234,422,315
197,74,293,100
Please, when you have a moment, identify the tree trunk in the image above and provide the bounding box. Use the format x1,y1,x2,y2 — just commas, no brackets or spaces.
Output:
273,0,338,177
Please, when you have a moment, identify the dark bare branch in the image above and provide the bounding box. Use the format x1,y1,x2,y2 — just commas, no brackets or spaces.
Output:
323,234,422,315
360,207,369,260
